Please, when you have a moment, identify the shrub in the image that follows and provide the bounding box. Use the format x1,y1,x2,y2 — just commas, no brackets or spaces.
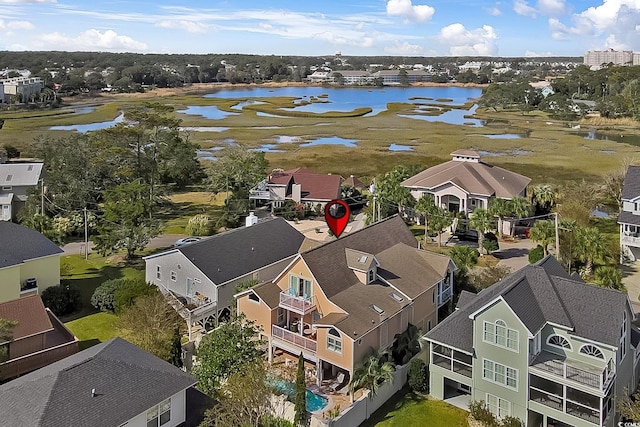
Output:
483,232,499,253
500,417,523,427
185,214,214,236
41,285,81,317
469,400,498,426
528,245,544,264
90,278,123,312
407,358,428,393
113,279,156,313
261,415,294,427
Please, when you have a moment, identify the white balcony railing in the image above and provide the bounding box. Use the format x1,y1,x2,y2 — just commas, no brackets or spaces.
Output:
279,292,316,315
621,234,640,247
272,325,317,352
530,351,614,391
249,190,271,200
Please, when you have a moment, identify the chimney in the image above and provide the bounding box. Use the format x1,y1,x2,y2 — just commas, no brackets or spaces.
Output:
245,212,258,227
91,388,96,397
292,184,302,203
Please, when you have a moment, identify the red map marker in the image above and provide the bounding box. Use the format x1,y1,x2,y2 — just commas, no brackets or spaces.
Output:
324,199,350,238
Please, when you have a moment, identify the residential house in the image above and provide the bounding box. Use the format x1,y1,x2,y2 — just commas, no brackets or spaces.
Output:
0,337,197,427
425,256,638,427
144,217,307,338
618,165,640,263
402,150,531,213
249,167,342,209
0,221,63,303
0,76,43,103
0,294,78,380
0,161,43,221
236,215,456,386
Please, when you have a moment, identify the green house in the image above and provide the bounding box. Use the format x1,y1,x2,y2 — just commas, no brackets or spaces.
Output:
425,256,639,427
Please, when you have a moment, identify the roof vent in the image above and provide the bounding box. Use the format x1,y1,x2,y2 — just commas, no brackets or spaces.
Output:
91,388,96,397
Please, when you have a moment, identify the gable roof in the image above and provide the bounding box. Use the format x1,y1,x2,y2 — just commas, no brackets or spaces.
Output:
0,162,43,187
299,216,451,338
0,295,53,340
0,222,63,269
401,152,530,199
621,165,640,200
426,256,629,353
268,168,342,202
160,218,304,285
0,338,196,427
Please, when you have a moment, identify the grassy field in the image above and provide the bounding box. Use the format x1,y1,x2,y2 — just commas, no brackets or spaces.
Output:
65,312,119,350
3,86,639,187
361,389,468,427
159,191,227,234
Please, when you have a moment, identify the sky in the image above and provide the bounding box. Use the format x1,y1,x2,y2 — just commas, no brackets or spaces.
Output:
0,0,639,57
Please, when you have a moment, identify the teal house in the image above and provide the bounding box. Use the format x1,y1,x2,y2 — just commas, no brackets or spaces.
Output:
425,256,640,427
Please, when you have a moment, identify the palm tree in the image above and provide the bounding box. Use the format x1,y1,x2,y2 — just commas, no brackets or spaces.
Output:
530,184,556,214
575,226,607,277
489,198,511,239
529,220,555,257
349,351,395,402
469,208,494,255
431,207,453,247
509,196,532,237
414,195,436,244
594,266,624,290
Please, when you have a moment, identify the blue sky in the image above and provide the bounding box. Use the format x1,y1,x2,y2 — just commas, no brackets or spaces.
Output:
0,0,639,57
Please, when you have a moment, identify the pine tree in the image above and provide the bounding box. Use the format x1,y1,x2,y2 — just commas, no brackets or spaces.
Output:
294,352,307,426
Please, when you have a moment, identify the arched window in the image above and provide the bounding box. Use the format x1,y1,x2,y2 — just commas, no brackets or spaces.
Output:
580,344,604,359
547,334,572,350
327,328,342,353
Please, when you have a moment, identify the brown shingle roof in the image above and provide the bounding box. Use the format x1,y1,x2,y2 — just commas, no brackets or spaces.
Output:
0,295,53,340
290,173,341,202
402,153,531,199
251,282,282,309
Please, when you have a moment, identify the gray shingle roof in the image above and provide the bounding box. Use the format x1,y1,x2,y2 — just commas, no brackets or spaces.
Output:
174,217,304,285
0,337,197,427
618,210,640,226
0,222,63,269
426,256,629,352
0,162,43,187
621,165,640,200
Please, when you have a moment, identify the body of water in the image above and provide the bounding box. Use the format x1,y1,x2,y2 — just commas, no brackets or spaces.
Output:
389,143,414,151
176,105,238,120
50,112,124,133
270,378,328,412
300,136,357,147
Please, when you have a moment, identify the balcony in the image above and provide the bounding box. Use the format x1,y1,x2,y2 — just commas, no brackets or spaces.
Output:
621,233,640,247
529,387,600,425
249,189,271,200
272,324,317,353
279,291,316,315
431,344,472,378
530,350,613,391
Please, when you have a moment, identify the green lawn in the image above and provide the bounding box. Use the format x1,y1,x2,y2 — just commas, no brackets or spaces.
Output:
65,312,119,350
361,389,468,427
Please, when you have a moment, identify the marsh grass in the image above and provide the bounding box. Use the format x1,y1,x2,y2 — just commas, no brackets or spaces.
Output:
6,92,640,185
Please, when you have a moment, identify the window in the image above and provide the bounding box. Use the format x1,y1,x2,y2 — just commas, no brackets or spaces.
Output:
370,304,384,315
580,344,604,359
277,308,285,325
156,265,161,280
170,271,177,281
327,328,342,353
486,394,511,419
147,399,171,427
1,186,11,191
427,320,432,331
483,320,518,352
389,292,403,302
482,359,517,390
547,334,571,350
5,174,12,182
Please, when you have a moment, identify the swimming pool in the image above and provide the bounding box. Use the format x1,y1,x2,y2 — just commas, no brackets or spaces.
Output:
269,378,329,412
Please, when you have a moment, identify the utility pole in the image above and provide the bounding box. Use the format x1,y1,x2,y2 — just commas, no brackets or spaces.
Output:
40,178,44,216
554,212,560,258
83,207,89,260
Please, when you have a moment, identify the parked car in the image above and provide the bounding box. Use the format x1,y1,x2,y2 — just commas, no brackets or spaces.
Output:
173,237,202,247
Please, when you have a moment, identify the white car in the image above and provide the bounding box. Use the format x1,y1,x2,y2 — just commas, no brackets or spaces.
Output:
173,237,202,247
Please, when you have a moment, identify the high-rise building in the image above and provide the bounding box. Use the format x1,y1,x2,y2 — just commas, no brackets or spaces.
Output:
584,49,637,68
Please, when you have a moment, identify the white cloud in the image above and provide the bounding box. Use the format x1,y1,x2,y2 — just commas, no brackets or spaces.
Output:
524,49,555,56
488,6,502,16
384,40,424,54
155,20,209,33
550,1,640,49
36,29,148,52
537,0,566,16
439,23,499,56
0,18,33,32
514,0,537,17
386,0,435,23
